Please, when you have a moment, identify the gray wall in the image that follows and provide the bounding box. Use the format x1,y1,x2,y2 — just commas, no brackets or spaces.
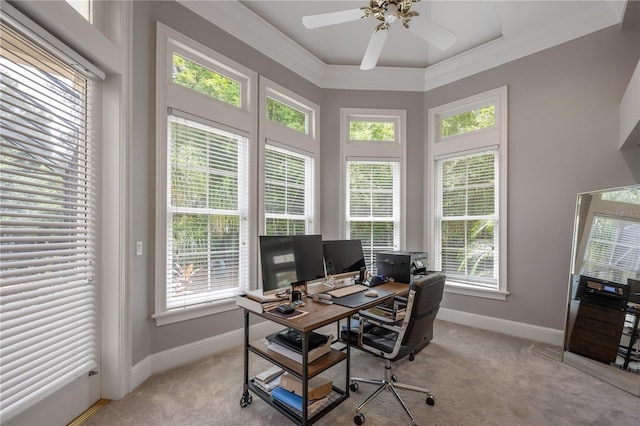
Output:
422,25,639,329
130,1,323,364
130,0,639,365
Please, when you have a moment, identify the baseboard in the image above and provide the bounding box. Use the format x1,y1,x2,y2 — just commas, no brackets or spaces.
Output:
437,307,565,346
130,308,565,393
129,320,282,392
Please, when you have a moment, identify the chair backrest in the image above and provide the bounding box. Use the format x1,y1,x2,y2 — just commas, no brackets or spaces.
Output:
629,278,640,304
401,272,445,351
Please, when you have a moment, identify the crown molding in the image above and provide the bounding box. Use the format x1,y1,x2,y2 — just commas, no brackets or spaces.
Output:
177,0,326,86
424,2,621,91
178,0,624,93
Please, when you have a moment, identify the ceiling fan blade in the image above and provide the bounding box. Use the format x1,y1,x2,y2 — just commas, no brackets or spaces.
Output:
302,8,364,29
408,16,457,51
360,30,389,70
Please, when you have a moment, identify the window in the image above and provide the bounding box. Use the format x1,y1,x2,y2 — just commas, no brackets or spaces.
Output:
437,151,498,288
167,115,249,310
350,120,395,141
264,145,314,235
260,78,319,238
428,87,508,299
341,109,406,273
346,160,401,272
156,24,257,324
581,216,640,283
266,97,306,133
0,17,99,419
172,53,241,107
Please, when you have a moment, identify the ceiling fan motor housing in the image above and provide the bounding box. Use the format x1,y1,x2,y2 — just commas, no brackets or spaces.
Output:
364,0,420,29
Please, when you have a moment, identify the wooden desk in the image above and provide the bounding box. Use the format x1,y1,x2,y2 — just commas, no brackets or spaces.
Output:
240,281,408,425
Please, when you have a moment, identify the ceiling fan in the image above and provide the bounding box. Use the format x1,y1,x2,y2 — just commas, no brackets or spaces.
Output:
302,0,457,70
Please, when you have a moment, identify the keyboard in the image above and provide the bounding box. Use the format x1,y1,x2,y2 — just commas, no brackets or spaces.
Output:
327,284,369,298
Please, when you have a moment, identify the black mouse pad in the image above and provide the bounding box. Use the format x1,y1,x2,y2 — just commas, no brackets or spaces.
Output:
331,289,394,308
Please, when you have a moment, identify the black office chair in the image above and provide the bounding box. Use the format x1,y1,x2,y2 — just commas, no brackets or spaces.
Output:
349,272,445,425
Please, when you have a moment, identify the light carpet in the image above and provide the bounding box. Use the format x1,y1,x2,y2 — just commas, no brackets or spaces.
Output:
85,320,640,426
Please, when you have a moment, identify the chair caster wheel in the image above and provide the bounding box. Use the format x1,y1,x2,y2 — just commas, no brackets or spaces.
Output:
409,352,415,361
426,395,435,406
240,393,252,408
350,382,359,392
391,374,397,382
354,413,365,425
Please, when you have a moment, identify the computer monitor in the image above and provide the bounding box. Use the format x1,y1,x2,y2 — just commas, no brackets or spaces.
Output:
322,239,366,277
259,235,325,294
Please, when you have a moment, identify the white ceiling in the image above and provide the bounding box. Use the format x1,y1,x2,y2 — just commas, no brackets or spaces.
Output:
178,1,628,91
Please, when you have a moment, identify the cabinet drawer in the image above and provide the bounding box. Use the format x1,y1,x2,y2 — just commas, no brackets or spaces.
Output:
570,326,621,350
574,315,623,339
569,335,618,363
578,303,625,326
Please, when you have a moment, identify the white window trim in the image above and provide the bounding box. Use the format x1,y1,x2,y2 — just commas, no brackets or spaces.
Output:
257,77,320,292
154,23,258,325
427,86,508,300
340,108,406,247
258,76,320,234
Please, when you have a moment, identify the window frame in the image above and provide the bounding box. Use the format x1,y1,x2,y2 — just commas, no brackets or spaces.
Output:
258,77,320,291
155,23,258,325
574,192,640,283
0,11,102,420
340,108,406,271
427,86,508,300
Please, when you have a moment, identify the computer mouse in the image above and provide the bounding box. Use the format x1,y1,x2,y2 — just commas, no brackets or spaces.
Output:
364,290,378,297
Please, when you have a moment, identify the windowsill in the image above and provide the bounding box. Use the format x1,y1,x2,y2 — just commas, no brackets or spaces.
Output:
153,297,239,326
444,280,509,300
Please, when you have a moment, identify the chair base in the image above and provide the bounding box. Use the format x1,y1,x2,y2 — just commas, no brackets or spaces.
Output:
350,359,434,425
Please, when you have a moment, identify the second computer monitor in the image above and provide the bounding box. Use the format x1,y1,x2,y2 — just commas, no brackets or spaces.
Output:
323,239,366,277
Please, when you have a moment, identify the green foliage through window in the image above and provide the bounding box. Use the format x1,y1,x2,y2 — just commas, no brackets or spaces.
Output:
266,97,306,133
441,106,495,137
349,121,395,141
172,53,240,107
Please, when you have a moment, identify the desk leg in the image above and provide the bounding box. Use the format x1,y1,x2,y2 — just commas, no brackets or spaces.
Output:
240,309,252,408
622,313,639,371
346,314,351,398
302,331,309,425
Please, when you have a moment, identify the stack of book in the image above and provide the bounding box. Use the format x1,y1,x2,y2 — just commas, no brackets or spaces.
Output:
265,328,332,364
252,365,284,394
236,291,288,313
271,386,328,416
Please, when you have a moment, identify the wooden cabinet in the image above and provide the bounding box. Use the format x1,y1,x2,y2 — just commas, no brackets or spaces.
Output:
569,302,626,363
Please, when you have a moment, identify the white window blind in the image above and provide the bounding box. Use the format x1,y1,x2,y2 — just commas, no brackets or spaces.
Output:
435,150,499,288
166,115,249,310
0,18,97,420
581,215,640,284
346,160,400,273
264,144,314,235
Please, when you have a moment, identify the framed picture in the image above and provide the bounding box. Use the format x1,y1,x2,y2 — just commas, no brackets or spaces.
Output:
290,280,308,300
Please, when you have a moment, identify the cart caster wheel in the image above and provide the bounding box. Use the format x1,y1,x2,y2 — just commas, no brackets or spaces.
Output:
350,382,359,392
391,374,398,382
240,393,252,408
426,395,435,406
354,413,365,425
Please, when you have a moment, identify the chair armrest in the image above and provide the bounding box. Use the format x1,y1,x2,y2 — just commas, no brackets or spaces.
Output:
358,306,398,325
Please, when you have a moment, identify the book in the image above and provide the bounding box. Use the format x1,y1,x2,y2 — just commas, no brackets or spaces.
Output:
245,289,288,303
265,334,333,364
235,295,284,313
254,365,284,383
271,387,328,414
253,374,282,394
